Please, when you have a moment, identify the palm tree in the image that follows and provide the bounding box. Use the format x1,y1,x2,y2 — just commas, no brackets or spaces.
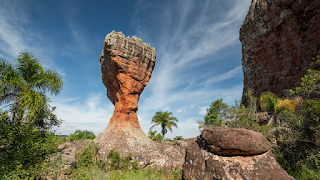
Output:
0,51,63,129
149,110,178,140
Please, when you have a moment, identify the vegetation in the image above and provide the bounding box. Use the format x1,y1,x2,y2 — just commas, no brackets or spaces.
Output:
0,51,63,131
68,130,96,141
149,111,178,140
0,51,63,179
203,99,229,128
148,130,164,142
260,92,280,113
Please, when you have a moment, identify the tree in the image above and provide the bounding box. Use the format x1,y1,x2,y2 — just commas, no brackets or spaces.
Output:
290,50,320,98
68,130,96,141
0,51,63,130
149,110,178,140
204,99,229,127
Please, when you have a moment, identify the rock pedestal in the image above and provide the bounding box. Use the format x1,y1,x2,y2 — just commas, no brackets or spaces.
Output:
95,31,185,169
183,127,295,180
240,0,320,101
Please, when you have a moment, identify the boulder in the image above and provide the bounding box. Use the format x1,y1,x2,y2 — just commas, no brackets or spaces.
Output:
199,127,271,156
240,0,320,101
183,127,295,180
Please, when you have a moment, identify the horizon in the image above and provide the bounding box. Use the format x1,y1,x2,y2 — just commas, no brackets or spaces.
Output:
0,0,252,139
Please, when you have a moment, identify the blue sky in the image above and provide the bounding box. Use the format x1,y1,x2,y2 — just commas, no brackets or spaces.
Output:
0,0,251,139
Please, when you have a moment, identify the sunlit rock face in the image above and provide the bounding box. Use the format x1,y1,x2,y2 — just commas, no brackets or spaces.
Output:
99,31,156,133
95,31,185,170
182,127,295,180
240,0,320,101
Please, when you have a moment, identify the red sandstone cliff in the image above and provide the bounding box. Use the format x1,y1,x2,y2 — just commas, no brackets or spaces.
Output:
240,0,320,101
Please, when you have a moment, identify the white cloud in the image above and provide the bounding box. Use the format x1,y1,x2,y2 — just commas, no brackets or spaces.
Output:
0,1,57,67
177,109,182,113
198,106,208,116
67,123,75,127
51,92,114,135
204,66,243,86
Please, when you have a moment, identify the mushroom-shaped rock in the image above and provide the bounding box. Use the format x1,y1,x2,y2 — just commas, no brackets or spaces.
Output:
183,129,295,180
94,31,185,170
199,127,271,156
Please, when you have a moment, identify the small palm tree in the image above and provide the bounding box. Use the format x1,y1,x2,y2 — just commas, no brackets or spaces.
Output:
149,110,178,141
0,51,63,129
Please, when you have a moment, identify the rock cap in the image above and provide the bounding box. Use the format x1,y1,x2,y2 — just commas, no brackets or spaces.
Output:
199,127,271,156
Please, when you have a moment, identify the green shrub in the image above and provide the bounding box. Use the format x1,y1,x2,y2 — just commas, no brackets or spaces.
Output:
148,130,164,142
260,92,281,113
68,130,96,141
76,141,100,168
0,111,59,179
106,148,139,171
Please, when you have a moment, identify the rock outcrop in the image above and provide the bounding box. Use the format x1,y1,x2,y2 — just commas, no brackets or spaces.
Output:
183,127,294,180
240,0,320,101
95,31,185,169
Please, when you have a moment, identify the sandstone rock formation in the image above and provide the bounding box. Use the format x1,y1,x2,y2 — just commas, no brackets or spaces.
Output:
240,0,320,101
198,127,271,156
183,127,294,180
95,31,185,169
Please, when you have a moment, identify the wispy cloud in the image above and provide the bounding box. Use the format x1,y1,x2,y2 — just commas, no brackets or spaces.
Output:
51,92,114,135
0,1,58,67
131,0,250,138
204,66,243,86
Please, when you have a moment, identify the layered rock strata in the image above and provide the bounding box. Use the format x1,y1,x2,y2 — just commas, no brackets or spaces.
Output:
183,127,294,180
95,31,185,169
240,0,320,101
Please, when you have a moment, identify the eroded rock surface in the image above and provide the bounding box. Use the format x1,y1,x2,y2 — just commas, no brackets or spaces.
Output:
241,0,320,101
199,127,271,156
183,127,294,180
95,31,184,169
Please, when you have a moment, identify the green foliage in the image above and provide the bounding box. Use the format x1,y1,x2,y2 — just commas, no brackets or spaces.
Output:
204,99,229,127
68,130,96,141
260,92,280,113
150,110,178,139
76,141,100,168
0,51,63,130
148,130,164,142
291,51,320,99
173,136,184,141
106,148,139,171
107,166,182,180
290,69,320,99
0,110,59,179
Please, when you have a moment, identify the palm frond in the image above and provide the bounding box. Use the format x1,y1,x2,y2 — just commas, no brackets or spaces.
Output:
18,87,48,121
16,51,43,84
32,69,63,95
149,122,159,132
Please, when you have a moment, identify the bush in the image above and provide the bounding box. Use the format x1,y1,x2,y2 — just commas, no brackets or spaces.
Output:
106,148,139,171
0,111,59,179
275,99,297,113
68,130,96,141
260,92,281,113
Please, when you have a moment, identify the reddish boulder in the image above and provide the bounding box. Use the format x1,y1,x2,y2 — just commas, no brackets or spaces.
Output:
240,0,320,101
183,128,294,180
199,127,271,156
95,31,185,169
